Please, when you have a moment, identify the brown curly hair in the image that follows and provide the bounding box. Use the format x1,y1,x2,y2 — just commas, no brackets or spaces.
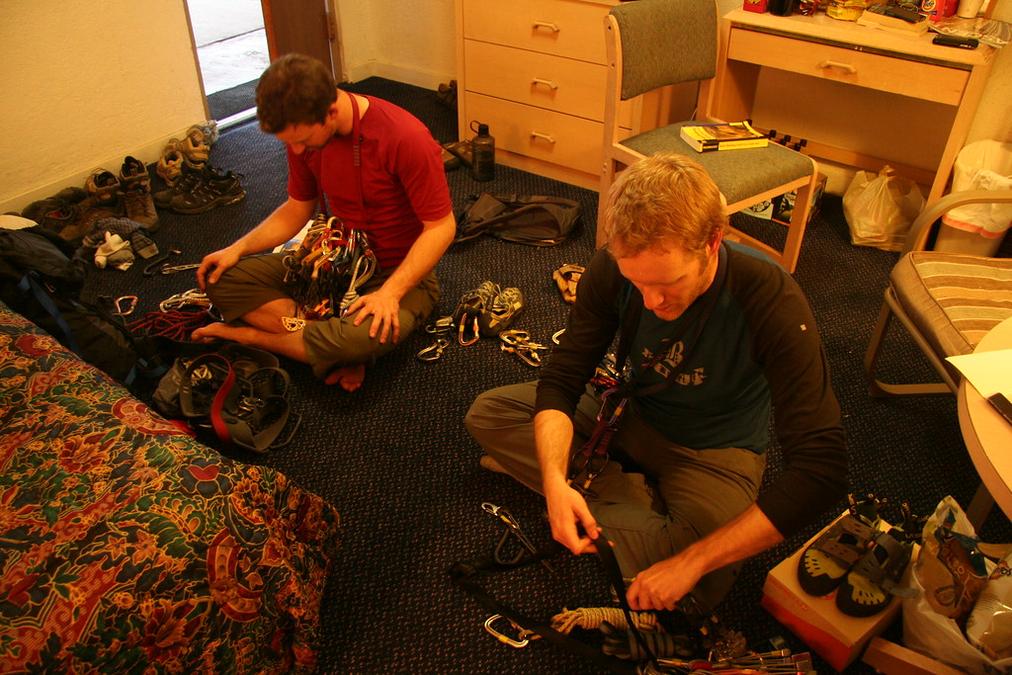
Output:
255,54,338,134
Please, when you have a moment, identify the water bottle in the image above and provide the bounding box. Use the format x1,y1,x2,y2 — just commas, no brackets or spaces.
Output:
470,122,495,182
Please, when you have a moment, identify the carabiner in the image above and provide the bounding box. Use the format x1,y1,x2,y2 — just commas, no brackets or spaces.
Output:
416,338,449,362
113,295,138,316
426,315,455,334
458,316,480,346
484,614,529,648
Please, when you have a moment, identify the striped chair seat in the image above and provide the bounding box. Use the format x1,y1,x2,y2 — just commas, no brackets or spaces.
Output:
891,252,1012,365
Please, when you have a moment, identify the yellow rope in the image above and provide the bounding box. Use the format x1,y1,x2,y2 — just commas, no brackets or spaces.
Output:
550,606,661,635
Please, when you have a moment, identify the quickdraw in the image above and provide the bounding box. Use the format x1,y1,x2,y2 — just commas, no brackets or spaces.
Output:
568,388,627,496
498,330,549,367
416,337,449,362
282,215,377,321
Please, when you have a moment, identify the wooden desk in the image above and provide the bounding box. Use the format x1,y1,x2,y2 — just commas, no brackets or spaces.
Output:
958,316,1012,528
703,10,996,203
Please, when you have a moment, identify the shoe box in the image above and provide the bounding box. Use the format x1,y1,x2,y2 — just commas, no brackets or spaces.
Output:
760,509,917,672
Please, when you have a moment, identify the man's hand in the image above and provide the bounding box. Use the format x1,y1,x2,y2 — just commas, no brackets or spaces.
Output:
626,552,705,611
196,245,242,290
347,289,401,344
544,480,600,555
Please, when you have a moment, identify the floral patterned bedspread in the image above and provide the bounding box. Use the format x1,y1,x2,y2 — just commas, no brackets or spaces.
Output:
0,302,340,673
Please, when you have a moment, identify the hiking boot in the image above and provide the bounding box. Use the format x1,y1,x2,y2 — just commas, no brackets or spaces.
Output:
118,156,159,230
157,142,185,185
169,167,245,215
178,129,210,167
22,199,78,238
85,169,121,208
154,165,202,207
122,182,160,231
119,155,151,189
187,121,219,148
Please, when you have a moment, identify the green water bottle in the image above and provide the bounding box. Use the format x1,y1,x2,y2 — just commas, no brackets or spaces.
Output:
471,122,495,182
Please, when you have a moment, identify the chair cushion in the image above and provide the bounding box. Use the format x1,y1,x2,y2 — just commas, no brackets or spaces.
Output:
621,122,815,206
891,251,1012,358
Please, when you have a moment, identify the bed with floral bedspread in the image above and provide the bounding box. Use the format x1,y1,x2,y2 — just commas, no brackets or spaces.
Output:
0,301,340,673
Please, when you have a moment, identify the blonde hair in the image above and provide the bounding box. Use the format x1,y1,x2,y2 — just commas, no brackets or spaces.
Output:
602,153,726,258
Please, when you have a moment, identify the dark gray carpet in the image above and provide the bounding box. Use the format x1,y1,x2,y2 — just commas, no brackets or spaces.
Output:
207,79,257,120
80,77,1011,674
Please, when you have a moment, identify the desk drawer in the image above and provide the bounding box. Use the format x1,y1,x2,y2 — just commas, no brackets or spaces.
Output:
463,40,633,126
464,92,605,175
728,27,968,105
462,0,612,64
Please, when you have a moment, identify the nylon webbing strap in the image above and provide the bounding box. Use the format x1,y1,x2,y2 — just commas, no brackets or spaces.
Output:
448,538,645,674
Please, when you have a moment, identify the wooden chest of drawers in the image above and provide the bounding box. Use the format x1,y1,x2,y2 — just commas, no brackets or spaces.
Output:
455,0,640,190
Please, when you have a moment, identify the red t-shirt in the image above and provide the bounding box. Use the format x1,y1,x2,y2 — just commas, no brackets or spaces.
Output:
286,94,452,270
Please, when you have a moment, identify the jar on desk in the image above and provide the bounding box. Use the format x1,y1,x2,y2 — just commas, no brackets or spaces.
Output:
826,0,870,20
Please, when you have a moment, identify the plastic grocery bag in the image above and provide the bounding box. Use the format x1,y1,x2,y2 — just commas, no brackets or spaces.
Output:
844,165,925,251
902,496,1012,674
941,140,1012,238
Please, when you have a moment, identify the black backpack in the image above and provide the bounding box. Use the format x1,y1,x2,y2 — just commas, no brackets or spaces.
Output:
454,193,581,246
0,226,165,386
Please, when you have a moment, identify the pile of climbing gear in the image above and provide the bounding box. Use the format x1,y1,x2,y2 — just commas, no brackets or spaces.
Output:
153,344,299,454
416,280,537,363
450,502,780,674
498,329,549,367
282,214,377,321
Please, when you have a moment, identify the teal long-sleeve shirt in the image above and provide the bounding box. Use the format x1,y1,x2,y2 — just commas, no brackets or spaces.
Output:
535,242,848,539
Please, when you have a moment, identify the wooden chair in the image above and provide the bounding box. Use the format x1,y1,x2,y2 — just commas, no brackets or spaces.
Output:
864,188,1012,397
598,0,819,273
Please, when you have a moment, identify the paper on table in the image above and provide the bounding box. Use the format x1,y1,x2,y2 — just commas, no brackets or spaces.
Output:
946,349,1012,398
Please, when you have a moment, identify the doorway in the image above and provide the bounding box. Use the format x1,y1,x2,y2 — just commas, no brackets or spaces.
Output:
186,0,344,127
187,0,270,125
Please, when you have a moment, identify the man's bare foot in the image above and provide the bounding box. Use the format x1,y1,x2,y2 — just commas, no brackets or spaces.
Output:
191,322,236,343
325,364,366,392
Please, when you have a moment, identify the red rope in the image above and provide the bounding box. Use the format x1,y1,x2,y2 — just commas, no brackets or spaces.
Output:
128,309,213,342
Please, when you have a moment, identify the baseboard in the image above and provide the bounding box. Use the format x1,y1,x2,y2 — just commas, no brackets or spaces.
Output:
344,60,451,92
0,126,198,216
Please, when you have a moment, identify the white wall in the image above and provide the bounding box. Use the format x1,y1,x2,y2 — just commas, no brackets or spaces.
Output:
0,1,206,215
334,0,455,90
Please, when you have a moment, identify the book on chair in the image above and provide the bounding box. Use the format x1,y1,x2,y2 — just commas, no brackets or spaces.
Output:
680,120,769,153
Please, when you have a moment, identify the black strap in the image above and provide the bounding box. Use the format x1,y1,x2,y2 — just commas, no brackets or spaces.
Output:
448,536,651,674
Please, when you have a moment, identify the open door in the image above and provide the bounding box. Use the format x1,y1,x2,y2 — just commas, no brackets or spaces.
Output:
261,0,343,81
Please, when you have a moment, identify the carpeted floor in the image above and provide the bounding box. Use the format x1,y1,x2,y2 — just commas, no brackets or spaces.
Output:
80,77,1011,674
207,78,257,120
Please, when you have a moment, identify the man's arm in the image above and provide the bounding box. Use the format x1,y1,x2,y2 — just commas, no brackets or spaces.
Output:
345,210,455,344
535,409,601,554
626,504,783,611
197,197,316,289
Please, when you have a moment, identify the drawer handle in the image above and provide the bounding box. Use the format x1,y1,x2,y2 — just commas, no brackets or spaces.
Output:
532,21,560,33
530,131,557,144
817,60,857,74
531,78,559,90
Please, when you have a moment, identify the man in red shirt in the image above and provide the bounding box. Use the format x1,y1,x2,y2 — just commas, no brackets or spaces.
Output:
193,54,455,391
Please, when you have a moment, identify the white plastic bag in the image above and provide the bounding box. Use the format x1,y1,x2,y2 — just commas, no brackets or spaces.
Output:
941,140,1012,238
903,496,1012,674
844,165,925,252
